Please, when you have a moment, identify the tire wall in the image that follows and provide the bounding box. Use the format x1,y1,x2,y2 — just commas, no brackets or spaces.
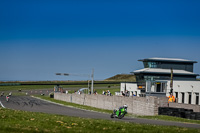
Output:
169,102,200,112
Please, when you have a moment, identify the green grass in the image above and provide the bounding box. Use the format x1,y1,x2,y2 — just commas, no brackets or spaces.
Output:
137,115,200,125
0,84,92,91
0,80,121,85
0,108,199,133
0,84,120,92
0,85,55,91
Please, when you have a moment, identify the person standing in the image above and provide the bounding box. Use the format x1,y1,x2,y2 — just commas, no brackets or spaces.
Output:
168,93,175,103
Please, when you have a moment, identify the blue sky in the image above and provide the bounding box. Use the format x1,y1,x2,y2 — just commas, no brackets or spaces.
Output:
0,0,200,81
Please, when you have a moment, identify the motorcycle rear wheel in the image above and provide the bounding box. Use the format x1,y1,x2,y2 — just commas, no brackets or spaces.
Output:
118,114,124,119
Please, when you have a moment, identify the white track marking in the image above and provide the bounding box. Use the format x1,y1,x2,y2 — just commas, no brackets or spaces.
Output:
0,101,5,108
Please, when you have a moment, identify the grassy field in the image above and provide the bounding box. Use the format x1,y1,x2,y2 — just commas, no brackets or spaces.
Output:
0,85,55,91
0,80,121,85
1,107,199,133
0,84,120,92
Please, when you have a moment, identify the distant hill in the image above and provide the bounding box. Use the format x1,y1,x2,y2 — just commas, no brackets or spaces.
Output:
105,74,136,81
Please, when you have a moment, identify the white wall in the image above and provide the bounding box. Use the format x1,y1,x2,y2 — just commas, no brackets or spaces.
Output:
166,80,200,105
121,80,200,105
120,82,138,96
172,81,200,93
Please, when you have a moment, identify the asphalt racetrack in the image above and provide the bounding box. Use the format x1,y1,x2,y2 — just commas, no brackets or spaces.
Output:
0,96,200,129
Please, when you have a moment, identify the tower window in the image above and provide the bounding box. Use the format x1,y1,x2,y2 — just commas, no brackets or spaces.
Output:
147,62,158,68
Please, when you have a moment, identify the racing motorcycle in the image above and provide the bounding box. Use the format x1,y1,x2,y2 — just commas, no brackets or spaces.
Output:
110,105,127,119
6,95,9,102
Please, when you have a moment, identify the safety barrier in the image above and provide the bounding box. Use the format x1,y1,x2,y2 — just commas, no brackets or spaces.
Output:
159,107,200,120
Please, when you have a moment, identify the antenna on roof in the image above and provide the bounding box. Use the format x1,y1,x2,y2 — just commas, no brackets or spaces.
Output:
170,68,173,94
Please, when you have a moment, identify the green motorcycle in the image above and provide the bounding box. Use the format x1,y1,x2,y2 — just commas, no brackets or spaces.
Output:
110,106,127,119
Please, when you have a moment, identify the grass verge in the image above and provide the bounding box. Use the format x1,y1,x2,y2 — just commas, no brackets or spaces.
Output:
137,115,200,125
0,84,120,92
0,108,199,133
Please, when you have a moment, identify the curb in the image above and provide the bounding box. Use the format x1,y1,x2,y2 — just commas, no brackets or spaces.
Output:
0,101,5,108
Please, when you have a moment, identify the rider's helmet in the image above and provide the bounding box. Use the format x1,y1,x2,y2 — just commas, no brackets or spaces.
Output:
123,104,128,109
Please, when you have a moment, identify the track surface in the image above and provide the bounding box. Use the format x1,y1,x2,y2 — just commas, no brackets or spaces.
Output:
0,96,200,129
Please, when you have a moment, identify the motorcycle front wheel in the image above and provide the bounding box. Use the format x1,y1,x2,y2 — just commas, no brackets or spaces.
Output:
110,114,114,118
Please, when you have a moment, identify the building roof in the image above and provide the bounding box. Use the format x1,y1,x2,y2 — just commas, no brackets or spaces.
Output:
138,57,197,63
133,68,199,76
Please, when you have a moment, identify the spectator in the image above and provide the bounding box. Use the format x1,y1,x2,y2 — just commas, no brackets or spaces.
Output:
125,90,128,97
107,90,110,96
121,91,125,96
168,93,175,103
94,90,98,95
127,91,130,97
1,92,4,96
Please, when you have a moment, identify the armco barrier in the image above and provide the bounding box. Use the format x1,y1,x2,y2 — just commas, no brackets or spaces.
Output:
54,92,169,116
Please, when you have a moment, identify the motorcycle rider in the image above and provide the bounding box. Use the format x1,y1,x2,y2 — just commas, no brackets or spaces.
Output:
118,104,128,116
6,95,9,102
1,92,4,96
